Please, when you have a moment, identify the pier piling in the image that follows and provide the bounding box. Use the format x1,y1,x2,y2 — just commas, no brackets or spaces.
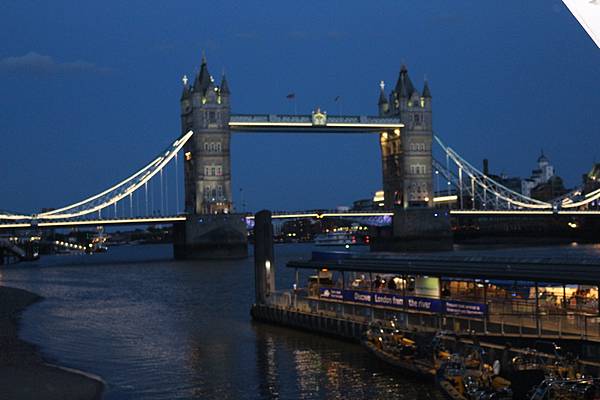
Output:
254,210,275,304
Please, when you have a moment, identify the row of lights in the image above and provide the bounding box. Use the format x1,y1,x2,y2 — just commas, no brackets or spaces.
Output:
54,241,91,251
325,226,369,233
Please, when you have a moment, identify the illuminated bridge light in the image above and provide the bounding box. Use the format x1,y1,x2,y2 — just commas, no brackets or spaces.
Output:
433,195,458,203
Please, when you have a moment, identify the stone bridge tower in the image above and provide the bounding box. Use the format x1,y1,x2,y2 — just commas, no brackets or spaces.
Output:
176,56,246,260
378,65,433,209
180,55,232,215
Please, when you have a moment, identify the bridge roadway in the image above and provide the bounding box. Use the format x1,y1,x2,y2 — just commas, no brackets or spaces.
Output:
228,114,403,133
2,209,600,230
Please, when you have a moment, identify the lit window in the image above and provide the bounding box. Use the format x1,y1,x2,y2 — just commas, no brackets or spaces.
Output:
185,152,192,161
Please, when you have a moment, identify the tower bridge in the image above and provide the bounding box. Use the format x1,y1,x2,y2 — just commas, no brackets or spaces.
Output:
2,55,600,257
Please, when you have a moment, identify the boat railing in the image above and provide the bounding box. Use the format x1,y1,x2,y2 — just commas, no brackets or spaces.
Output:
264,289,600,342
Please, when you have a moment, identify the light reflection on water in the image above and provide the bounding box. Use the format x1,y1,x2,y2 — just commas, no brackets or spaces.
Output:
2,243,600,399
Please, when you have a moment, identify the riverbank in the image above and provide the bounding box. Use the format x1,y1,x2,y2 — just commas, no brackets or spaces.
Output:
0,285,104,400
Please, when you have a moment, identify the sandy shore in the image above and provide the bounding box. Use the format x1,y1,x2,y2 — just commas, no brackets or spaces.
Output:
0,286,104,400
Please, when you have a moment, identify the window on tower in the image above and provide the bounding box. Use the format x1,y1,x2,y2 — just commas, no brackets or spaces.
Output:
209,111,217,124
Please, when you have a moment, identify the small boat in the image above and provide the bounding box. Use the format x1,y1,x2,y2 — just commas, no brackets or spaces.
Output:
437,348,512,400
507,350,547,399
362,322,437,377
529,378,600,400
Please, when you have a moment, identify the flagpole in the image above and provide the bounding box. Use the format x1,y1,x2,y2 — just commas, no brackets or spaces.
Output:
333,96,342,116
286,93,297,115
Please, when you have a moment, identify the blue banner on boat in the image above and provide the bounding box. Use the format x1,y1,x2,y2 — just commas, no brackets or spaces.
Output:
373,292,405,307
319,287,344,300
319,288,485,316
343,289,372,304
405,296,444,313
444,300,487,316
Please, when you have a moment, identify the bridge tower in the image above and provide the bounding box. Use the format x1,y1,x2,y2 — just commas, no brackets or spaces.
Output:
379,65,433,209
180,55,232,215
176,55,247,259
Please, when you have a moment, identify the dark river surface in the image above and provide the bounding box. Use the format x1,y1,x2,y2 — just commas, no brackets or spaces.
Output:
2,243,600,399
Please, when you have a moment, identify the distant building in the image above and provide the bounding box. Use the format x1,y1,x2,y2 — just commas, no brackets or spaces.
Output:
521,151,556,198
482,159,522,194
499,175,523,194
351,190,385,211
582,163,600,209
531,176,567,202
583,163,600,188
352,198,374,211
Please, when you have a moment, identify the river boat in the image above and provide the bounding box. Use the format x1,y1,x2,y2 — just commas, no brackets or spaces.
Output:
362,322,440,377
314,232,357,246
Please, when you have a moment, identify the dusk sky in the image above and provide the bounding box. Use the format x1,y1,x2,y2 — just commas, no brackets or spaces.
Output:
1,0,599,213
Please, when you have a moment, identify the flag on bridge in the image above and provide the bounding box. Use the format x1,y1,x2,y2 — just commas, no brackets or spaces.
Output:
286,93,295,99
562,0,600,48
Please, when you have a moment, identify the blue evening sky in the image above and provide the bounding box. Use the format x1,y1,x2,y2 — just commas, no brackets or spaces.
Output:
1,0,599,213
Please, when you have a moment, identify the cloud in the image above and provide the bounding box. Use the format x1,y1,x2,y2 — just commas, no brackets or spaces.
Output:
0,52,111,74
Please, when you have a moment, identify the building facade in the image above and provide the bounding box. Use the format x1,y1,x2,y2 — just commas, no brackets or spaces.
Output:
521,152,556,198
378,65,433,209
180,56,232,215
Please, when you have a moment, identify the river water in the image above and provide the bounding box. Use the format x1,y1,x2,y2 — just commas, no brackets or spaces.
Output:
1,243,439,400
3,243,600,399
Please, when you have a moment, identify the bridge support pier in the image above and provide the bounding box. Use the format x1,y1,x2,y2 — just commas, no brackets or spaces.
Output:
371,207,452,252
254,210,275,304
173,214,248,260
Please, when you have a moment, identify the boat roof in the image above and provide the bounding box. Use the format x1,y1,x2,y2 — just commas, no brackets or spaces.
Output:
287,249,600,285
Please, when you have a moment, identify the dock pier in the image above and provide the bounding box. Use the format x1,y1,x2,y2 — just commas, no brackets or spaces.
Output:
250,210,600,372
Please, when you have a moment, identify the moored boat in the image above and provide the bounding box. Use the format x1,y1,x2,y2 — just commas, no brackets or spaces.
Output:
437,350,513,400
362,322,440,377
